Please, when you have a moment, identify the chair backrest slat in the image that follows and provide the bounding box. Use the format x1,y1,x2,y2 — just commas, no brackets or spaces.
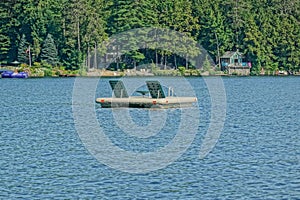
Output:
109,80,129,98
146,81,165,99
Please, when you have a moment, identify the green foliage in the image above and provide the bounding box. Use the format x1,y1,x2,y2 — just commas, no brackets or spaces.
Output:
40,34,59,66
30,67,45,77
43,68,53,76
107,0,155,34
79,68,87,76
178,66,185,76
0,1,10,61
151,63,158,73
203,55,212,72
0,34,10,62
209,70,217,76
62,49,83,70
20,63,29,68
0,0,299,73
17,34,29,64
153,69,179,76
41,60,53,68
196,1,233,61
231,71,238,76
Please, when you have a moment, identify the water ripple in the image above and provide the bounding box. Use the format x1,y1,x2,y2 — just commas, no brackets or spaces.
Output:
0,77,299,199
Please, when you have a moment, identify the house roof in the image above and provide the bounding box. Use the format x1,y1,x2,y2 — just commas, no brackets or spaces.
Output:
221,51,243,58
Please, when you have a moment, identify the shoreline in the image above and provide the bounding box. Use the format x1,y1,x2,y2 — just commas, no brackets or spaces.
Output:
1,73,300,79
1,66,299,78
5,74,298,79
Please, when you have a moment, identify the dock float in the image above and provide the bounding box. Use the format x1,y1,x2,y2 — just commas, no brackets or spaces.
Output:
96,80,197,108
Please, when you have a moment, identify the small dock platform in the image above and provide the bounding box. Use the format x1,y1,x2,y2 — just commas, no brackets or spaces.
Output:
96,80,197,108
96,96,197,108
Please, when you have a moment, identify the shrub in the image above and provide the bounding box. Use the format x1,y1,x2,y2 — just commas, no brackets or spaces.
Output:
178,66,185,76
55,70,61,76
30,68,44,77
41,60,52,68
209,70,216,75
33,62,42,68
250,70,259,76
20,63,28,68
44,69,53,77
151,63,158,73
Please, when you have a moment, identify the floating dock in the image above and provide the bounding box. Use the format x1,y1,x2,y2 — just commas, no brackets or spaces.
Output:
96,96,197,108
96,80,197,108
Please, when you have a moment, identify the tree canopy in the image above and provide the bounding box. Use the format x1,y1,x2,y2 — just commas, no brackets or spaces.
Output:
0,0,299,72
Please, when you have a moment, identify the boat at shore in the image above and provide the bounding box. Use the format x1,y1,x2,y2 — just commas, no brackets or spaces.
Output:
96,80,197,108
1,70,28,78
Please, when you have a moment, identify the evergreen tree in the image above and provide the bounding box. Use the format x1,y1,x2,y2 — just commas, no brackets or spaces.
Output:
1,0,299,72
83,0,108,68
0,34,10,62
18,34,29,64
243,14,263,69
107,0,158,68
196,0,232,65
165,0,199,68
31,0,65,59
203,55,212,71
40,34,59,66
62,0,88,69
0,1,11,62
108,0,155,34
221,0,251,50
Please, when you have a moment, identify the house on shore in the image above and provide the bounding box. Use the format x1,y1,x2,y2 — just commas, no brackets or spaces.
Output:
220,51,251,75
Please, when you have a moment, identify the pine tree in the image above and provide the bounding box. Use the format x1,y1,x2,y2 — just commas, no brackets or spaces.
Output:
107,0,158,69
221,0,251,50
18,34,29,64
107,0,153,34
0,1,11,62
83,0,108,69
167,0,199,68
196,1,233,66
1,0,299,72
203,55,212,71
30,0,64,59
243,14,263,69
0,34,10,62
40,33,59,66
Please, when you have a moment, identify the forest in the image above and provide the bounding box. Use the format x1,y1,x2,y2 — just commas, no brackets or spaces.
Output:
0,0,299,74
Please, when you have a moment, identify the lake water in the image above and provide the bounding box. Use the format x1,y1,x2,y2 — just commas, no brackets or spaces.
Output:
0,77,299,199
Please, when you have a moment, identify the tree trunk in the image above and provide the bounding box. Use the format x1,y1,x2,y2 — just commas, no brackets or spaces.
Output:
116,45,119,70
164,55,167,70
185,55,188,69
77,21,80,51
174,54,177,69
155,50,158,66
87,45,90,69
215,32,221,69
94,43,97,69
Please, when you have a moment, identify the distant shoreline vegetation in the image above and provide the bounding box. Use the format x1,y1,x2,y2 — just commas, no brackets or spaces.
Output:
0,0,299,76
1,65,299,78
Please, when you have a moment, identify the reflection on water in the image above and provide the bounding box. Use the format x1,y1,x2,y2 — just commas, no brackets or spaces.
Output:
0,77,299,199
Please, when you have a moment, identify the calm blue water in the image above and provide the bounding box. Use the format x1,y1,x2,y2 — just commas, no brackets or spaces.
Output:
0,77,299,199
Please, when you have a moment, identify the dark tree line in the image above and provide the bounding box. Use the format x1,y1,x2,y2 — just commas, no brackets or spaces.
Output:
0,0,299,72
